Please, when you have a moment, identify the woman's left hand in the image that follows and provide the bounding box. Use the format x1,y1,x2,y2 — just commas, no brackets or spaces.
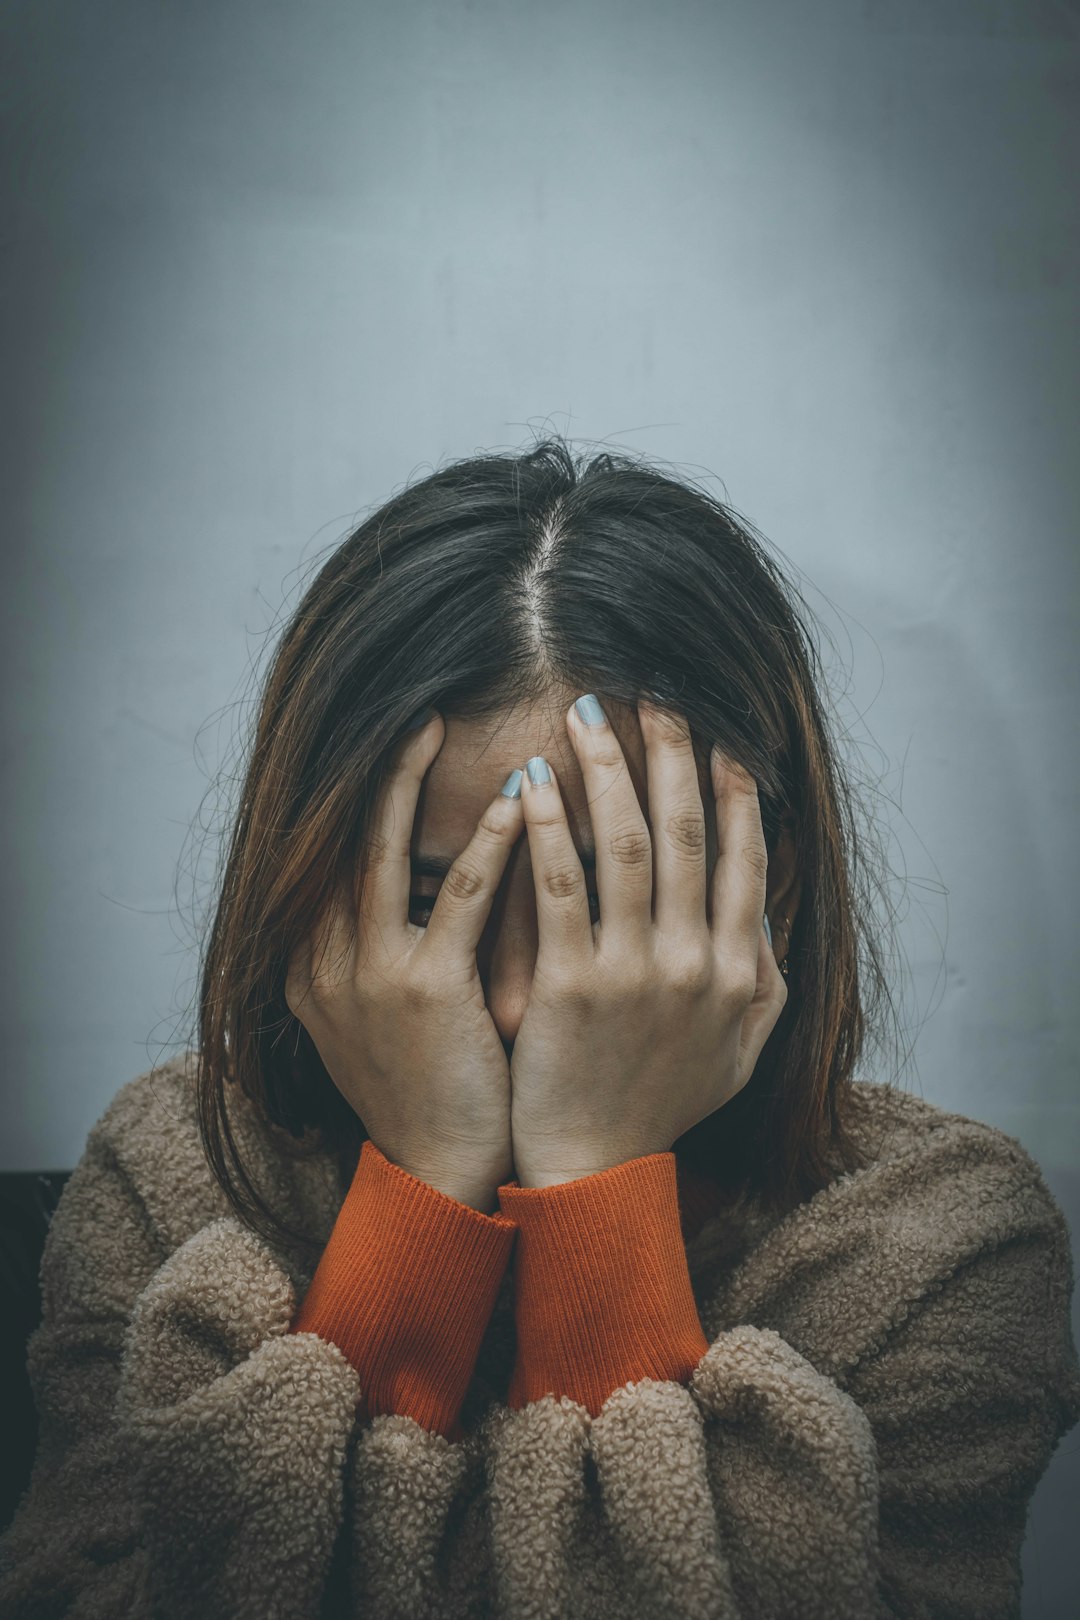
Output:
508,695,788,1188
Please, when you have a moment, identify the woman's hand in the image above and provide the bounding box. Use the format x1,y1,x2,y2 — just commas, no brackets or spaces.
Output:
285,712,525,1210
508,695,787,1188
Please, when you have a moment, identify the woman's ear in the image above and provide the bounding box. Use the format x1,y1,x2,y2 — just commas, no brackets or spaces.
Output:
765,815,801,960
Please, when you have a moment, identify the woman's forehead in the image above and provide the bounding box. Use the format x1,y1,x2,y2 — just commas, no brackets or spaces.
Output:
443,698,646,772
413,700,713,861
415,703,644,851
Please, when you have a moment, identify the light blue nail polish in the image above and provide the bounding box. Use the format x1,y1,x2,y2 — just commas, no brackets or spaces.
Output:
500,768,523,799
526,755,551,785
575,693,606,727
763,912,773,948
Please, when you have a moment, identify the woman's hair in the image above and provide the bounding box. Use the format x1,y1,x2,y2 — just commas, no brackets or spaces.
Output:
182,434,905,1258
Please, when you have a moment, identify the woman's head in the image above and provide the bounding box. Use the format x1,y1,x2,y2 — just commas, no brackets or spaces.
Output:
405,690,799,1053
189,434,900,1255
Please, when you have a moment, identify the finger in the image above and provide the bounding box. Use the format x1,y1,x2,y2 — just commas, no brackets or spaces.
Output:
734,921,790,1088
422,769,526,961
637,696,708,937
708,747,769,993
284,932,314,1014
520,753,596,962
565,695,653,939
297,891,355,1000
358,710,446,948
285,857,357,1006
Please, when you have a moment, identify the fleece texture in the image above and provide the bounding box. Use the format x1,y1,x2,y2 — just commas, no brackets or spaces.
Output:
0,1050,1077,1619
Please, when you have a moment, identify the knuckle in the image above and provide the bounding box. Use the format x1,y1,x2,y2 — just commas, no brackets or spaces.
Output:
729,760,759,793
664,808,706,858
725,965,759,1006
597,949,646,999
670,948,713,994
441,858,486,905
476,802,511,843
400,966,438,1009
303,970,331,1009
542,863,583,903
285,961,317,1015
301,941,334,1001
546,967,594,1009
656,711,694,748
608,826,652,870
311,927,351,990
365,826,395,870
283,953,306,1008
739,834,770,884
592,739,627,770
624,964,655,1004
310,956,347,1003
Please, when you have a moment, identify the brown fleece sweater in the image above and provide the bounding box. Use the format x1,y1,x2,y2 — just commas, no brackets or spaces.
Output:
0,1050,1077,1619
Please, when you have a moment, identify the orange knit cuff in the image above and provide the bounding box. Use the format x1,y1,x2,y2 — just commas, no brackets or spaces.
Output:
496,1153,710,1418
289,1138,517,1442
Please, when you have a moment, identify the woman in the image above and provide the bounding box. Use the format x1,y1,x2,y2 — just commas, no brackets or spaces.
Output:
1,436,1077,1619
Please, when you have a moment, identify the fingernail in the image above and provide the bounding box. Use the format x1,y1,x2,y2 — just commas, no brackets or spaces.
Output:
763,913,773,948
575,693,606,727
526,755,551,786
406,705,438,731
500,769,523,799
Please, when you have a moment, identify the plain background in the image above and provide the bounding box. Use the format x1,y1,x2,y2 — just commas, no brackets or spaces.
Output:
2,0,1077,1611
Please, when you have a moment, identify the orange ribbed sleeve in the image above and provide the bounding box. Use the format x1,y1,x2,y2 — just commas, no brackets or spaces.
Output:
288,1138,517,1443
496,1152,712,1418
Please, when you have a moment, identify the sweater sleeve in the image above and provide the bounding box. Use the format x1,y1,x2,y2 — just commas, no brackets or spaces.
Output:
0,1125,361,1620
496,1152,711,1416
485,1131,1080,1620
287,1136,518,1442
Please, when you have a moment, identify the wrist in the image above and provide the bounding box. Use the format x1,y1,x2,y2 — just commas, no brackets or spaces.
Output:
424,1172,500,1213
516,1168,597,1189
393,1157,502,1214
513,1141,621,1189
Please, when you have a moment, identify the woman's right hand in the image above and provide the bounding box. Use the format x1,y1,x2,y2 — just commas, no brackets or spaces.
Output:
284,711,525,1211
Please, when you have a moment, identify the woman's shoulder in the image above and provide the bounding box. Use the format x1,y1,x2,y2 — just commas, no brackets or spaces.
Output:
71,1050,235,1255
844,1078,1060,1209
89,1046,200,1144
92,1047,314,1158
798,1077,1074,1271
74,1050,336,1262
707,1080,1070,1307
706,1080,1078,1390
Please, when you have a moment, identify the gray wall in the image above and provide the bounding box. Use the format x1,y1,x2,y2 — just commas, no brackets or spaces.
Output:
2,0,1077,1610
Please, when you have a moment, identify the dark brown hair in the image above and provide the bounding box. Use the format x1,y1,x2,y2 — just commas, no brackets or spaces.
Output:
179,434,905,1259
